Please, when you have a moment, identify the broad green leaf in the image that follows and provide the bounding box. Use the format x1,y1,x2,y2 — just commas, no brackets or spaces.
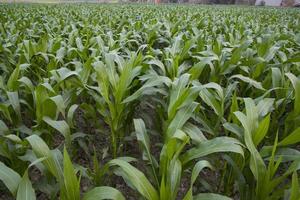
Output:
26,135,63,183
183,160,214,200
189,61,211,80
61,147,80,200
166,159,182,200
52,67,79,84
147,59,166,75
234,98,267,193
7,64,20,91
75,37,84,51
182,122,207,144
43,117,71,147
115,60,140,104
108,159,159,200
67,104,78,128
290,171,300,200
285,73,300,115
83,186,125,200
199,88,223,116
0,104,12,122
134,119,159,185
223,122,243,139
49,95,66,118
166,102,198,139
7,91,21,120
4,134,22,143
18,76,34,92
278,127,300,146
16,171,36,200
0,161,21,196
256,98,274,118
181,137,244,165
253,114,270,146
123,74,171,103
0,120,9,134
194,193,232,200
230,74,265,90
168,74,190,118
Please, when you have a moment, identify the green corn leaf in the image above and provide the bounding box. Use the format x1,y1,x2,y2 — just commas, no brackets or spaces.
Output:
181,137,244,165
182,122,207,144
49,95,66,118
278,127,300,146
166,102,198,139
234,98,267,193
285,73,300,115
108,159,159,200
290,171,300,200
285,56,300,63
134,119,159,186
166,159,182,200
271,68,282,88
83,186,125,200
194,193,232,200
43,117,71,147
183,160,214,200
7,64,20,91
0,104,12,122
52,67,79,84
104,53,119,89
253,114,270,146
16,171,36,200
199,88,223,117
4,134,22,143
7,91,21,120
93,61,110,103
0,120,9,134
147,59,166,75
67,104,79,128
230,74,265,90
75,37,84,51
18,76,34,92
256,98,274,118
26,135,63,183
229,40,252,65
123,74,171,104
168,74,190,118
114,63,135,104
61,147,80,200
223,122,243,139
0,161,21,196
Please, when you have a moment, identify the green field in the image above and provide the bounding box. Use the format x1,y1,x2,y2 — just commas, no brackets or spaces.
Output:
0,3,300,200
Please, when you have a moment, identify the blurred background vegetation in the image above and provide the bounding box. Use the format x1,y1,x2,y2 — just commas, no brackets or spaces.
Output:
0,0,299,10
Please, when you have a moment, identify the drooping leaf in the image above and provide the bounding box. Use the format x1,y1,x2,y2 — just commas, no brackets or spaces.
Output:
43,117,71,147
183,160,214,200
181,137,244,165
108,159,159,200
0,162,21,196
230,74,265,90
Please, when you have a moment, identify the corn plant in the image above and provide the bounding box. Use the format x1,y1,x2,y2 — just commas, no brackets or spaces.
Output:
97,118,244,200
